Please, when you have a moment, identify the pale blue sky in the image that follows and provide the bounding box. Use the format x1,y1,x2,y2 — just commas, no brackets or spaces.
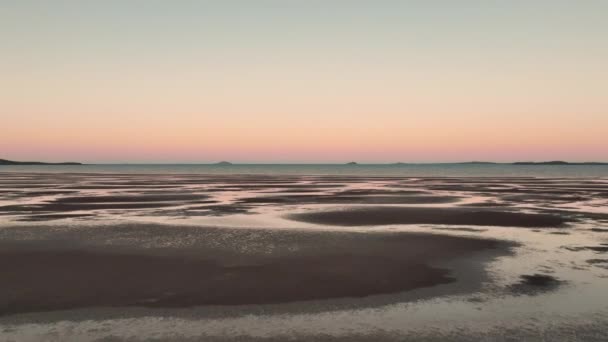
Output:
2,1,607,162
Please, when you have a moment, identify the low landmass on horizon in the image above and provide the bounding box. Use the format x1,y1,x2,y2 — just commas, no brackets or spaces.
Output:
0,159,82,166
2,159,607,166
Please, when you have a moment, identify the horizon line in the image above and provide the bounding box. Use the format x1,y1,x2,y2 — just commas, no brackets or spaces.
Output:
3,159,608,165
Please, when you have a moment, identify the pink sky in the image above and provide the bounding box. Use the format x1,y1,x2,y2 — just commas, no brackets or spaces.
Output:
2,1,607,163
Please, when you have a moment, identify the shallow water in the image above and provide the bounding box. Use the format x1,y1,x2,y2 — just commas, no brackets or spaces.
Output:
2,163,608,177
1,173,608,341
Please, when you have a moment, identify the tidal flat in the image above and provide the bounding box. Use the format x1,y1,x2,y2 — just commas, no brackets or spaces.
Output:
1,173,608,341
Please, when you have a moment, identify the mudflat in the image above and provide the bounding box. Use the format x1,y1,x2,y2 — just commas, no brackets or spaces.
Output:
0,224,504,316
1,173,608,342
288,206,571,227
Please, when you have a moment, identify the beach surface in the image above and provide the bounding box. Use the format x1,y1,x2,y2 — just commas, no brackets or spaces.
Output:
1,173,608,341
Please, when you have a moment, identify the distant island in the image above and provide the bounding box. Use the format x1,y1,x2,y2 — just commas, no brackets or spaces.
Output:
390,161,607,165
390,161,500,165
459,161,607,165
511,161,608,165
1,159,606,166
0,159,82,165
454,161,608,165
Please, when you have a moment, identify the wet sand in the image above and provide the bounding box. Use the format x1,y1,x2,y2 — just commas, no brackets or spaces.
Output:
1,173,608,341
0,225,504,316
2,174,607,221
288,206,571,227
238,194,460,205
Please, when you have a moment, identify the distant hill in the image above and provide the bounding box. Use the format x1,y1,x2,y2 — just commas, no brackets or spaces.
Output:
214,161,233,165
345,162,358,165
0,159,82,165
390,161,607,165
512,161,608,165
391,161,498,165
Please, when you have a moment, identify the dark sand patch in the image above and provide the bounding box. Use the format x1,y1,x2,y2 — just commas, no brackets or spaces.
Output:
214,184,345,190
0,202,192,214
424,184,599,198
0,251,451,316
562,245,608,253
502,194,590,202
335,189,429,196
288,206,570,228
433,227,487,233
562,246,588,252
0,224,507,316
307,177,401,183
459,202,512,207
0,194,214,215
587,245,608,253
240,195,459,205
61,185,180,190
11,190,79,198
150,204,251,217
591,228,608,233
15,214,96,222
508,274,564,295
55,194,210,203
0,184,59,189
267,188,328,193
587,259,608,269
536,209,608,222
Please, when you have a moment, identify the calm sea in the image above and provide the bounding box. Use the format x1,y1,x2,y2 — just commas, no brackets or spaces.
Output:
1,164,608,177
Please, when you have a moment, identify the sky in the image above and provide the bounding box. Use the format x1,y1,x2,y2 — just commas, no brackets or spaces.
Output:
1,0,607,163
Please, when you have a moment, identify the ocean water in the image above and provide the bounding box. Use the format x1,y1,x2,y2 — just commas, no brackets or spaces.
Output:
2,163,608,177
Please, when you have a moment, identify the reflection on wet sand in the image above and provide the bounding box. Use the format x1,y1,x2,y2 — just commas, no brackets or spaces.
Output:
0,173,608,341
